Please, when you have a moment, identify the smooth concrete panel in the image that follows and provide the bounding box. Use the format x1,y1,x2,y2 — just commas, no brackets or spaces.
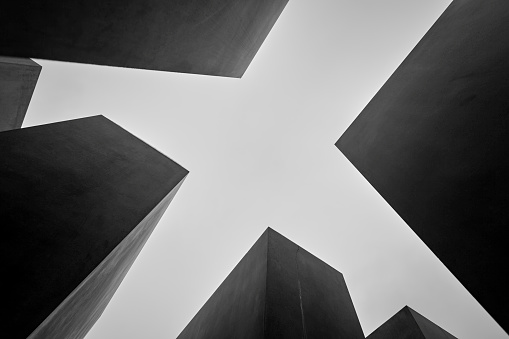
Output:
265,229,365,339
177,230,268,339
1,116,188,338
296,244,364,338
367,306,457,339
336,0,509,331
0,0,289,77
28,179,186,339
177,228,365,339
0,56,41,131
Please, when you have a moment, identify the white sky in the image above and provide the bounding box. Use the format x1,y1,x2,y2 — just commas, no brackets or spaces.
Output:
24,0,507,338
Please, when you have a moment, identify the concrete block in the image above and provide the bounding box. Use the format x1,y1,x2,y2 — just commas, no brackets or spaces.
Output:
1,116,188,339
336,0,509,331
177,228,365,339
0,0,289,77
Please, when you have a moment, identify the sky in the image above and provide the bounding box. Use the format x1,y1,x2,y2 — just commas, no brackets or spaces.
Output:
23,0,507,338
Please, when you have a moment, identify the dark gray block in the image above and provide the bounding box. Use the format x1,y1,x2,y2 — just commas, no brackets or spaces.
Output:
367,306,457,339
0,56,41,131
177,228,365,339
336,0,509,332
0,0,289,78
1,116,188,339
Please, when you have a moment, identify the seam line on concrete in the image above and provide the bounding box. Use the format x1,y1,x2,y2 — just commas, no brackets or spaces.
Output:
295,247,307,339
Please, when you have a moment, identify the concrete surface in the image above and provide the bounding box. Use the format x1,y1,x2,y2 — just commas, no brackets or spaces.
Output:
177,227,268,339
1,116,188,338
0,56,41,131
27,179,186,339
367,306,457,339
0,0,289,77
177,228,365,339
336,0,509,332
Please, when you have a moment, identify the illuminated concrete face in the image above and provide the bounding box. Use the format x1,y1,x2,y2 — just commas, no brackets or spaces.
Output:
177,228,365,339
337,0,509,332
0,0,289,77
1,116,188,339
0,56,41,131
367,306,457,339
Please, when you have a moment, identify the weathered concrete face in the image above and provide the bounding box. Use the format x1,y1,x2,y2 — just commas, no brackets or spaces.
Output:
0,56,41,131
177,228,365,339
0,0,289,78
336,0,509,332
367,306,457,339
1,116,188,339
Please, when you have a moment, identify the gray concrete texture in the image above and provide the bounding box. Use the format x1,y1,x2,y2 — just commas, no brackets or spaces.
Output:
0,56,41,131
367,306,457,339
0,0,289,77
1,116,188,338
336,0,509,332
177,227,365,339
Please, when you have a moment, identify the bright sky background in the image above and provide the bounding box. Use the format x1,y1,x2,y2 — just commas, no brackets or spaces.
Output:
24,0,507,338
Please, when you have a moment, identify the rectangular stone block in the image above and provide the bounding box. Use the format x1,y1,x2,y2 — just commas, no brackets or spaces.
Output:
367,306,457,339
177,228,365,339
0,56,41,131
0,0,289,77
336,0,509,332
1,116,188,339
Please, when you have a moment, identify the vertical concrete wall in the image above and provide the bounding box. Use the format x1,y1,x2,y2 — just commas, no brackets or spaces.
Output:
0,56,41,131
367,306,457,339
177,230,268,339
28,180,186,339
0,0,289,77
336,0,509,332
1,116,188,339
265,229,365,339
177,228,365,339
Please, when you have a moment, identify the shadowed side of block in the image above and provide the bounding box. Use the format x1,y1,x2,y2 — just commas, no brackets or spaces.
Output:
336,0,509,331
0,56,41,131
0,0,289,77
1,116,188,338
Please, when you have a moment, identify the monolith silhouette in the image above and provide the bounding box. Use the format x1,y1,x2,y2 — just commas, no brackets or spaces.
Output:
2,116,188,339
337,0,509,332
177,228,365,339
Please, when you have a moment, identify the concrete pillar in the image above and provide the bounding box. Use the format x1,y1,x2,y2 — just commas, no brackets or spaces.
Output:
336,0,509,332
0,0,289,77
177,228,365,339
2,116,188,339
